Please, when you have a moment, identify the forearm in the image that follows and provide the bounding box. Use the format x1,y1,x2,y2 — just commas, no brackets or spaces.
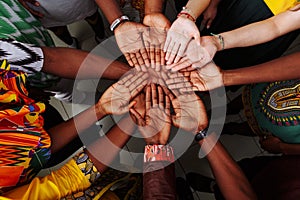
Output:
144,0,165,15
48,105,106,153
199,138,256,199
221,10,300,50
280,143,300,155
223,52,300,86
42,46,129,79
95,0,123,24
184,0,211,19
86,115,136,172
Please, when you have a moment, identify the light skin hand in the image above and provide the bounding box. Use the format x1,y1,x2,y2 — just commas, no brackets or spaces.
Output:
163,86,208,133
164,16,201,65
130,84,171,145
98,71,149,115
166,39,213,72
166,62,223,92
143,27,167,71
143,13,170,71
114,21,150,71
18,0,43,18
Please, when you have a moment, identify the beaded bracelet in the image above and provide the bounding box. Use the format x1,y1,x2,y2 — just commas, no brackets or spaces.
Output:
210,33,225,51
110,15,130,32
177,6,197,22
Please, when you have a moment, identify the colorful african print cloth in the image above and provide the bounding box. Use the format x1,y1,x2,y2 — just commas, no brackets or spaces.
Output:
0,59,51,187
0,0,59,88
243,80,300,144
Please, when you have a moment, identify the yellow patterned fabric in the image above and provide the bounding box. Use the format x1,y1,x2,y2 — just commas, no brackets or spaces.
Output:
0,60,51,188
2,159,90,200
264,0,299,15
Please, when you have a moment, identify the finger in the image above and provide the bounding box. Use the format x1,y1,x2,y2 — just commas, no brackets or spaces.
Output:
151,84,158,107
130,53,139,67
150,44,155,67
174,40,189,64
129,73,149,93
146,85,151,111
155,47,161,71
165,95,171,115
119,73,134,85
128,100,137,108
161,86,176,101
207,19,213,29
179,87,194,93
165,41,175,61
158,86,164,109
160,48,166,66
163,35,172,52
135,52,145,67
193,32,201,46
167,42,180,64
140,48,150,67
129,108,144,126
171,60,192,72
166,76,186,85
124,53,134,67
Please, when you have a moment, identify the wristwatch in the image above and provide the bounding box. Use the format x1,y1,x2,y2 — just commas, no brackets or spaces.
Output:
194,128,208,142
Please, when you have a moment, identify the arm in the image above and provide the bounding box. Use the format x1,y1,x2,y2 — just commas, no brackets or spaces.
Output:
94,0,123,24
216,9,300,51
223,52,300,86
144,0,165,15
199,137,257,200
41,46,129,79
260,135,300,155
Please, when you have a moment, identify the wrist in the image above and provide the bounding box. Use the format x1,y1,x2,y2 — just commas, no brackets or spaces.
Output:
279,142,287,155
177,7,196,22
110,15,130,32
210,33,224,51
95,103,107,119
144,144,175,163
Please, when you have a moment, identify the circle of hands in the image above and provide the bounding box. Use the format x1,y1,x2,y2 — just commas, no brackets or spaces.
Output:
99,25,228,144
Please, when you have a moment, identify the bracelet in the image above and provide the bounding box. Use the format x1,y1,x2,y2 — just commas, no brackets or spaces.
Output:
144,144,175,163
177,12,196,22
210,33,225,51
110,15,130,32
194,128,208,142
179,6,197,22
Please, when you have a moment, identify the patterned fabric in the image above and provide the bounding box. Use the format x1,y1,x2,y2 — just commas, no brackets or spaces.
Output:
0,39,44,75
243,80,300,143
0,0,59,88
0,59,51,187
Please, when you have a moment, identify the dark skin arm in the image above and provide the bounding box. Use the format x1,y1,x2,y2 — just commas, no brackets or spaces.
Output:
41,46,130,79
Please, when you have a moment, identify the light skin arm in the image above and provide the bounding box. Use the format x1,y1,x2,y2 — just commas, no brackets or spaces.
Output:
184,0,211,19
216,9,300,51
199,137,257,200
41,46,129,79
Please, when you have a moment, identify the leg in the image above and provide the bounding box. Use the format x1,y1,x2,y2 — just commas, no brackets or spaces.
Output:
85,10,105,42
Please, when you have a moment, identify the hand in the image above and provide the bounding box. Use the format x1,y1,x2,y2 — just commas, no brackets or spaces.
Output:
163,86,208,132
166,39,212,71
98,71,149,115
143,13,171,71
18,0,44,18
259,135,283,154
166,62,223,91
143,26,167,71
164,16,200,65
143,13,171,29
114,21,150,71
130,84,171,145
201,2,218,29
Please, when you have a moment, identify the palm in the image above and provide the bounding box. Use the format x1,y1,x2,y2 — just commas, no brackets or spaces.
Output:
171,93,208,132
143,13,171,29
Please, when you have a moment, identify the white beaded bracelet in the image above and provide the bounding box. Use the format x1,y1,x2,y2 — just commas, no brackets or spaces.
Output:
110,15,130,32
